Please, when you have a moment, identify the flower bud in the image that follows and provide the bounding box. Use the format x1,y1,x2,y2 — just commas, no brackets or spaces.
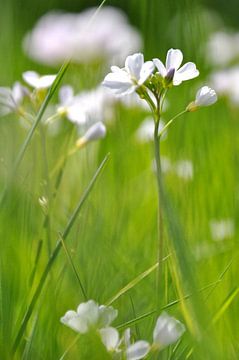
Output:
76,122,106,148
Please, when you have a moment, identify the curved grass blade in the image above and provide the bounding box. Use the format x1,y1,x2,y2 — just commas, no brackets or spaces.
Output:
12,153,110,354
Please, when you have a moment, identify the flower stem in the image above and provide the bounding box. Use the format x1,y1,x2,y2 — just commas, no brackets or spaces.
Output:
159,109,188,137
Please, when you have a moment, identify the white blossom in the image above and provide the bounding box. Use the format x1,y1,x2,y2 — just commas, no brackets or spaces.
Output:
102,53,154,96
23,7,142,66
135,117,166,143
210,67,239,105
0,82,29,116
153,312,185,348
195,86,217,107
76,122,106,148
22,71,56,89
207,31,239,66
210,219,235,241
60,300,118,334
174,160,194,180
153,48,199,86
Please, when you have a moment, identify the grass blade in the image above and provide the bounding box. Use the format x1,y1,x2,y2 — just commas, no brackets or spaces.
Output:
12,153,110,354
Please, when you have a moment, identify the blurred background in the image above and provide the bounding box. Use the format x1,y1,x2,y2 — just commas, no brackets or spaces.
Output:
0,0,239,359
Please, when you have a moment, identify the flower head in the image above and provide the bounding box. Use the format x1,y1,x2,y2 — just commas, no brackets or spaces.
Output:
102,53,154,96
0,82,29,116
60,300,118,334
153,49,199,86
76,122,106,148
153,312,185,348
187,86,217,111
22,71,56,89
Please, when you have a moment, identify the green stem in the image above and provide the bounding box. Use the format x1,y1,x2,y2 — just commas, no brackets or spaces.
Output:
159,109,187,137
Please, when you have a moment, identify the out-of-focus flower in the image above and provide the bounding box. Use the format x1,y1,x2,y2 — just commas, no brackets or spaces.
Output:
153,48,199,86
210,67,239,105
135,117,166,143
210,219,235,241
60,300,118,334
102,53,154,96
57,85,114,125
0,82,29,116
187,86,217,111
23,7,142,67
22,71,56,89
100,327,150,360
207,31,239,66
76,122,106,148
153,312,185,348
174,160,194,181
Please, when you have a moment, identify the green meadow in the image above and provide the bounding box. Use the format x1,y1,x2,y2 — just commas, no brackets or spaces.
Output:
0,0,238,359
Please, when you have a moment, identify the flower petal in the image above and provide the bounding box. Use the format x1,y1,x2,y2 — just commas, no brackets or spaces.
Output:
102,71,134,96
125,53,144,80
153,58,167,77
77,300,99,327
100,327,119,351
22,71,40,88
139,61,154,85
60,310,88,333
37,75,56,88
98,305,118,327
126,341,150,360
166,49,183,71
59,85,74,105
175,62,199,83
153,312,185,347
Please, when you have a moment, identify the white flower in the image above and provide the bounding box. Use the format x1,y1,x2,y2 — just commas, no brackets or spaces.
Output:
210,219,235,241
0,82,28,116
207,31,239,66
153,48,199,86
60,300,118,334
22,71,56,89
174,160,194,180
210,67,239,105
57,85,114,125
153,312,185,348
135,117,166,143
76,122,107,148
102,53,154,96
195,86,217,107
100,327,150,360
23,7,142,66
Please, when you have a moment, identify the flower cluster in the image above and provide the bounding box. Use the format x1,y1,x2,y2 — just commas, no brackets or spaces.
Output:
61,300,185,359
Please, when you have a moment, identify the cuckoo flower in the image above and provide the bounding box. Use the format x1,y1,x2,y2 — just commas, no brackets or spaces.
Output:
76,122,107,148
153,48,199,86
187,86,217,111
102,53,154,96
60,300,118,334
22,71,56,89
153,312,185,348
0,82,29,116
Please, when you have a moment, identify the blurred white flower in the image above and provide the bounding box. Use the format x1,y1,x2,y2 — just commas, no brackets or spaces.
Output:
60,300,118,334
153,48,199,86
0,82,28,116
76,122,106,148
207,31,239,66
102,53,154,96
57,85,114,125
22,71,56,89
210,67,239,105
135,117,166,143
100,327,150,360
153,312,185,348
23,7,142,66
210,219,235,241
174,160,193,180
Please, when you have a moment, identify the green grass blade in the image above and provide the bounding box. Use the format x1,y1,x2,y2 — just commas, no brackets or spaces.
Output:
12,153,110,354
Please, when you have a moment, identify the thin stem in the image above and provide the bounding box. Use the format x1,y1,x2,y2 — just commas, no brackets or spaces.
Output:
159,109,187,138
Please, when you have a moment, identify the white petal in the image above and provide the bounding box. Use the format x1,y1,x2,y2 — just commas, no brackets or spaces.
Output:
77,300,99,327
67,103,87,124
125,53,144,80
126,341,150,360
100,327,119,351
60,310,88,333
37,75,56,88
166,49,183,71
59,85,74,105
139,61,154,85
175,62,199,83
22,71,40,88
102,71,134,96
153,58,167,77
98,305,118,327
83,122,106,142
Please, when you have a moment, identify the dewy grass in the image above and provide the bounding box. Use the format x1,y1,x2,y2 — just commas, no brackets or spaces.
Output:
12,154,110,354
